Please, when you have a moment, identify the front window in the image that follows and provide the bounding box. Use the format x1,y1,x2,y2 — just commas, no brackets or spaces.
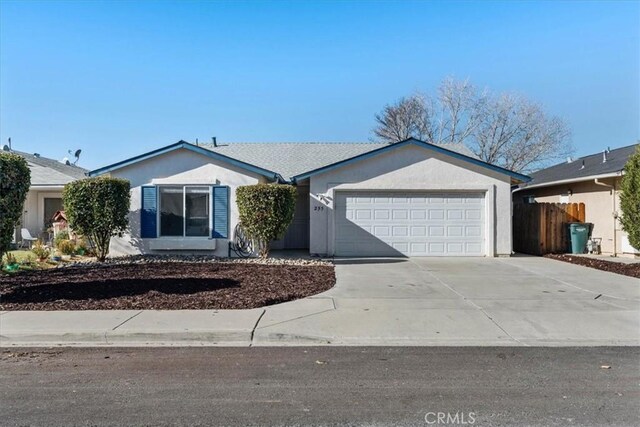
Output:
185,187,210,236
160,186,210,237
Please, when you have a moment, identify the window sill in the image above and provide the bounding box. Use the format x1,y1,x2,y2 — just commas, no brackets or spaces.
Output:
149,238,216,251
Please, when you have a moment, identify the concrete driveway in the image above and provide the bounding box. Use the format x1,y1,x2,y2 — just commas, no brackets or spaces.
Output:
253,256,640,346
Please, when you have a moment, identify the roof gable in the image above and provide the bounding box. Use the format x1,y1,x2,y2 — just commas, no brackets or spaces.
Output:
291,138,531,183
88,141,281,180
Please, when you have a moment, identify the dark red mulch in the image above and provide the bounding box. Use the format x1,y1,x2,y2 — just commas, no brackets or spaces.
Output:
544,254,640,278
0,263,335,310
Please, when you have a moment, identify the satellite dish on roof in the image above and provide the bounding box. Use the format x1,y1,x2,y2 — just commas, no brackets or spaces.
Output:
67,149,82,165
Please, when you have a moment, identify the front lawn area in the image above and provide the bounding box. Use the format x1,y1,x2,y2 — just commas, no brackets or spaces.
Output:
0,262,335,310
2,250,94,273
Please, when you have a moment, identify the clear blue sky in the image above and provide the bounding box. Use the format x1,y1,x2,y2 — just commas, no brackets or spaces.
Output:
1,0,638,170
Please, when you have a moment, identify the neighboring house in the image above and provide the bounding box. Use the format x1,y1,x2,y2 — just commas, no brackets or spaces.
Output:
4,148,87,243
514,143,639,257
88,138,530,258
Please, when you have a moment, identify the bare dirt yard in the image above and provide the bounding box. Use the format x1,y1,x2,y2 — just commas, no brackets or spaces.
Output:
0,262,335,310
544,254,640,278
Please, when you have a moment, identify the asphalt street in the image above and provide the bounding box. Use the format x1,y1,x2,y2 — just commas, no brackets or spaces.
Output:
0,347,638,426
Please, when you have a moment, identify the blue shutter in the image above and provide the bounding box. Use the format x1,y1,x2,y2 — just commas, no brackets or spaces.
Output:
141,186,157,238
212,186,229,238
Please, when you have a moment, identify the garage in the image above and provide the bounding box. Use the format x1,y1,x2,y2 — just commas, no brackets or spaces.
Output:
334,191,485,257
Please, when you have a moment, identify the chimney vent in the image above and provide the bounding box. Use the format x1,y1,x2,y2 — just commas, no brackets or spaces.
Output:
603,150,607,163
580,160,585,169
212,137,217,147
566,156,572,163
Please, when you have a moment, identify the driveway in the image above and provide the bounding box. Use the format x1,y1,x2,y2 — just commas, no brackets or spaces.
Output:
253,256,640,346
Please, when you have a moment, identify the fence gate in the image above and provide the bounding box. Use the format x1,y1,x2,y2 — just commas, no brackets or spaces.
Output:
513,202,586,255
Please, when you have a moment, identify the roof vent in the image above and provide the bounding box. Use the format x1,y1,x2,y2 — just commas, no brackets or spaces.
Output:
607,146,611,153
2,144,9,151
33,153,40,157
566,156,572,163
580,160,585,169
602,150,607,163
212,136,217,147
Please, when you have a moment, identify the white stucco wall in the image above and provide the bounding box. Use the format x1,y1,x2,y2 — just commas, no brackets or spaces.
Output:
20,189,64,239
107,148,266,257
308,144,513,257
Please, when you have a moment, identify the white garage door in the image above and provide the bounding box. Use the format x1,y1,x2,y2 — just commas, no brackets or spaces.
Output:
335,191,485,257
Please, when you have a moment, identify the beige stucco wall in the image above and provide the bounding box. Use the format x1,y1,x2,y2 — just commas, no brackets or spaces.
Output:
308,144,514,257
516,177,634,255
108,148,266,257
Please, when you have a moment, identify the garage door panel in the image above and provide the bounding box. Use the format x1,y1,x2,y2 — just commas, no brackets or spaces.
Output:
335,191,485,257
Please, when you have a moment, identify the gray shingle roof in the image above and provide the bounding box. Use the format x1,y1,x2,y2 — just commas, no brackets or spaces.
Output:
9,150,87,186
523,143,639,188
201,142,477,180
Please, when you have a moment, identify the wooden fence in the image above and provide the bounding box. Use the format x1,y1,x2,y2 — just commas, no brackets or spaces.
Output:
513,202,586,255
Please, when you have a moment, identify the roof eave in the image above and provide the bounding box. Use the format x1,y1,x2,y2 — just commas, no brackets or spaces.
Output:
513,171,624,192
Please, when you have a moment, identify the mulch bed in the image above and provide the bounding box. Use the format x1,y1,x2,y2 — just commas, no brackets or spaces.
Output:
544,254,640,278
0,262,335,310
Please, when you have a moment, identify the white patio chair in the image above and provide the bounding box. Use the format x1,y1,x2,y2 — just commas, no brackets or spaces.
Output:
20,228,38,249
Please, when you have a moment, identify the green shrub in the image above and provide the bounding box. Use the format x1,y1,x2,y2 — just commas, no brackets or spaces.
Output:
236,184,297,258
31,240,51,261
0,152,31,262
620,146,640,250
63,177,131,262
54,230,70,248
57,239,76,256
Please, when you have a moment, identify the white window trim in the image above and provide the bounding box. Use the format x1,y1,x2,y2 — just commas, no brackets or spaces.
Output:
156,185,214,239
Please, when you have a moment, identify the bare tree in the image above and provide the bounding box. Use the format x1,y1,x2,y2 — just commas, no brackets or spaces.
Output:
373,94,435,143
372,78,572,172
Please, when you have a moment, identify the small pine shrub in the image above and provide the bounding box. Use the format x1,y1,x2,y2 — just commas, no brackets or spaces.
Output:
54,230,70,248
57,240,76,256
31,240,51,261
4,252,17,266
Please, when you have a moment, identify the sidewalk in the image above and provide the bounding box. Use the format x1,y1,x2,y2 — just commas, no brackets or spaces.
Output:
2,256,639,347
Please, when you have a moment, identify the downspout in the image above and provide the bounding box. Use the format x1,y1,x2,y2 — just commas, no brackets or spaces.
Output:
594,178,617,256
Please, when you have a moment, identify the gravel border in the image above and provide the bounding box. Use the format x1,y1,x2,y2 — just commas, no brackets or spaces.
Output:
54,254,333,270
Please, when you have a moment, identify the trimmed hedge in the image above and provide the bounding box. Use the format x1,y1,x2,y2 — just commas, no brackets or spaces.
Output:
63,177,130,261
620,145,640,251
0,152,31,263
236,184,297,257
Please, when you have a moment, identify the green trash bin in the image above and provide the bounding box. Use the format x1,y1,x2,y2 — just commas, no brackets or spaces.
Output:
567,222,592,254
